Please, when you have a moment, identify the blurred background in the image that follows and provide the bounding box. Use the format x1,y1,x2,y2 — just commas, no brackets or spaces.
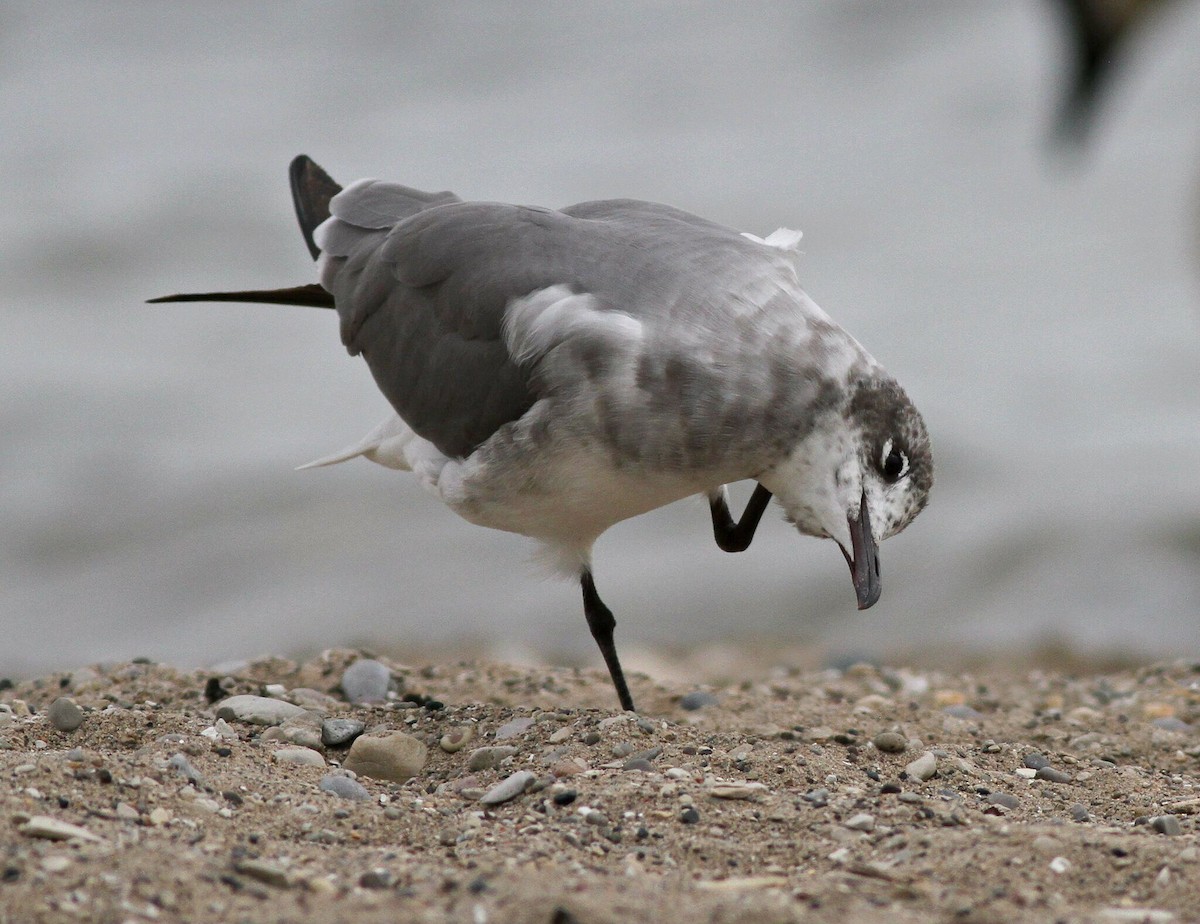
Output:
3,2,1199,679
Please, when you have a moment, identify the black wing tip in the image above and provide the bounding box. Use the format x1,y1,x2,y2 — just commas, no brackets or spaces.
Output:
289,155,343,261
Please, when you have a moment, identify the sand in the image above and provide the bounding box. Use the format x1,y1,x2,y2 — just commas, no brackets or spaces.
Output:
2,648,1198,923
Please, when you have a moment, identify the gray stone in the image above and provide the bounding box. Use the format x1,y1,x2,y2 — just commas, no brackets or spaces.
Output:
1069,803,1091,822
467,745,519,772
233,859,290,888
1152,717,1192,734
341,659,391,704
342,732,427,782
272,747,326,768
988,791,1020,810
943,704,984,719
321,718,365,748
277,712,325,751
494,717,535,740
680,691,719,711
1035,766,1072,784
1022,751,1050,771
480,770,536,806
905,751,937,782
844,812,875,832
216,695,307,727
319,774,371,801
872,731,908,754
47,698,85,732
1151,815,1182,836
167,753,204,785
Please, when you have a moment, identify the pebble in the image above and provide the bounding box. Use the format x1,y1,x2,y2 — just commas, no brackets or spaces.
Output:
233,859,291,889
1150,815,1182,836
167,753,204,785
1152,717,1192,734
494,717,535,740
318,774,371,801
47,698,85,732
19,815,103,843
276,713,325,751
943,704,984,719
987,792,1020,810
467,745,518,772
1049,856,1071,874
342,732,427,782
1022,751,1050,771
289,687,341,711
680,691,718,711
872,731,908,754
439,725,475,753
708,781,768,800
844,812,875,832
321,718,365,748
1069,803,1091,822
680,806,700,824
341,659,392,704
40,855,71,874
216,695,307,726
480,770,535,805
623,758,654,772
905,751,937,782
1035,766,1072,784
272,747,326,768
802,788,829,808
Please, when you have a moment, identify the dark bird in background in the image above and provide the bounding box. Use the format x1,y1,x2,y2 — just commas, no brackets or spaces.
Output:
1051,0,1176,144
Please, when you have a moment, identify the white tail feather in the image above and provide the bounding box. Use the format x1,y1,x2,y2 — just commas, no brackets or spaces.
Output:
296,415,416,471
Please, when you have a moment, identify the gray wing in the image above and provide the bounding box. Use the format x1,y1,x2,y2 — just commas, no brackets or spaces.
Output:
318,183,801,460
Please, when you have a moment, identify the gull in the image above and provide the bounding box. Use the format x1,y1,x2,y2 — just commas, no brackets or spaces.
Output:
151,156,932,712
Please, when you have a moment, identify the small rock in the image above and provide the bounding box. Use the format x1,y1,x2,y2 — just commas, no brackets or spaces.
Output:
802,788,829,808
341,659,392,704
359,869,393,889
844,812,875,832
1049,856,1071,874
19,816,103,843
708,781,768,800
680,691,718,711
318,774,370,801
467,745,518,772
1035,766,1072,784
1152,717,1192,734
480,770,535,806
277,713,325,751
216,695,307,727
905,751,937,782
289,687,341,711
1151,815,1182,836
988,792,1020,810
622,758,654,772
47,698,85,732
115,801,140,822
1022,751,1050,770
943,704,984,719
272,747,326,768
148,807,171,826
439,725,475,753
342,732,427,782
40,855,71,874
233,859,290,888
1069,803,1091,822
680,806,701,824
321,718,365,748
872,731,908,754
552,788,577,806
167,753,204,785
494,717,535,740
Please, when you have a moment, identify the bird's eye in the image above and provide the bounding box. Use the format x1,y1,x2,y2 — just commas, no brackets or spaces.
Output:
880,439,908,482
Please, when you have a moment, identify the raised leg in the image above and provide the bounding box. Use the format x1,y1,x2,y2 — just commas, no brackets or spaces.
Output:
708,483,773,553
580,570,635,712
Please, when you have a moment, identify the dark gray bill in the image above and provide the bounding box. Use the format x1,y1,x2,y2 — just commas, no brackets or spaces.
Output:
839,492,881,610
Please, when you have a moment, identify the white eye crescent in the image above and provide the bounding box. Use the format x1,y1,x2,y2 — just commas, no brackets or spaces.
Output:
880,439,909,482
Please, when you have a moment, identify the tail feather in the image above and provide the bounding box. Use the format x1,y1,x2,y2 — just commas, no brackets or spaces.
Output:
147,284,333,308
289,155,343,260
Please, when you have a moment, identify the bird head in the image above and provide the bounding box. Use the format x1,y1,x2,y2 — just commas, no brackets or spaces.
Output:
762,375,931,609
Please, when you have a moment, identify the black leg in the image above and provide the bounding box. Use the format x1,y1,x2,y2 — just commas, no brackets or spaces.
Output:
580,570,635,712
709,483,773,552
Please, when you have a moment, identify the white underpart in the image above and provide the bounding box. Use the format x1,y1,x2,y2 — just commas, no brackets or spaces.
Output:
502,284,642,366
760,423,859,553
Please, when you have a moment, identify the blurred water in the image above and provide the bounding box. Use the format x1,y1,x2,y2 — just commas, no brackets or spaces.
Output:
3,2,1199,677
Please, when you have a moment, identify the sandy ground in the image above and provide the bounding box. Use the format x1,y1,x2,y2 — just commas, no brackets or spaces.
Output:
2,647,1199,924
